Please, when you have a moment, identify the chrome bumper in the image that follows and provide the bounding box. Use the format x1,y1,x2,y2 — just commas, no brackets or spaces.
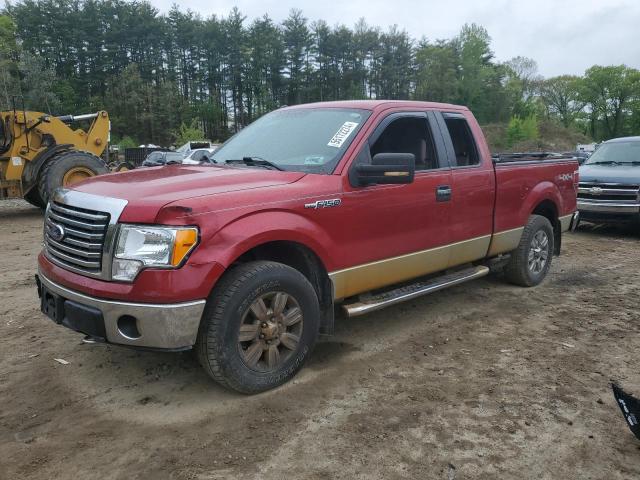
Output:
37,270,206,350
577,200,640,214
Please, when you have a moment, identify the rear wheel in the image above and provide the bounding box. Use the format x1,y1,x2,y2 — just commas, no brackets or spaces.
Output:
504,214,554,287
38,150,108,205
196,261,320,394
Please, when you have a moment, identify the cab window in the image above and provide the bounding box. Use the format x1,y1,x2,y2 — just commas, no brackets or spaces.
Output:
370,117,439,171
443,116,479,167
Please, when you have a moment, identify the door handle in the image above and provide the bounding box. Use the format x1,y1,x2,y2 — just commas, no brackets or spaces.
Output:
436,185,452,202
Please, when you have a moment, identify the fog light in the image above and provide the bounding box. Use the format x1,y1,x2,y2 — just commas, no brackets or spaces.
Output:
112,258,143,281
117,315,140,339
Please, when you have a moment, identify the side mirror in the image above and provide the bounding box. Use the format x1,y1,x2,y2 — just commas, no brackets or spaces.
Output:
355,153,415,186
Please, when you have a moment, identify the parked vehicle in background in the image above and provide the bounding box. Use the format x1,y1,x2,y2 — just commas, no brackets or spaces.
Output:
577,136,640,225
176,141,214,157
577,143,597,155
562,151,591,165
141,150,184,167
181,147,218,165
36,100,578,394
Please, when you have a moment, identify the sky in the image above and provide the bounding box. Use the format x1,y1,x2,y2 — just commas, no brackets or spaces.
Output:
147,0,640,78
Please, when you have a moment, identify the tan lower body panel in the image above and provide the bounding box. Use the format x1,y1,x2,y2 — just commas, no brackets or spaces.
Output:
329,235,491,300
559,213,573,232
487,226,525,257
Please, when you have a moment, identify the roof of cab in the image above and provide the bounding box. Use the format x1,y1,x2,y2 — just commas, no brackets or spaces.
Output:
283,99,468,112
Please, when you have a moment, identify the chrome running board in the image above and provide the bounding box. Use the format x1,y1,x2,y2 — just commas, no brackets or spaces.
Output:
343,265,490,317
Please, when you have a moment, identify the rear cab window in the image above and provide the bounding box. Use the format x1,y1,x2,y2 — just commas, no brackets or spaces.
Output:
442,113,480,167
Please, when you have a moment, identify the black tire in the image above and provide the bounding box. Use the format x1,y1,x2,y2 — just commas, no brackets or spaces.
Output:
196,261,320,394
38,150,109,205
114,161,135,172
504,214,555,287
23,188,45,209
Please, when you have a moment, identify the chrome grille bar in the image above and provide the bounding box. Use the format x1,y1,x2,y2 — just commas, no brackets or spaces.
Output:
577,182,640,203
45,244,102,269
45,235,103,258
46,218,105,240
50,202,110,222
48,210,108,231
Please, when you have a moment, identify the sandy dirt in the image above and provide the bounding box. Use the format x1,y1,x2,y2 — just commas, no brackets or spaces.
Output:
1,199,640,480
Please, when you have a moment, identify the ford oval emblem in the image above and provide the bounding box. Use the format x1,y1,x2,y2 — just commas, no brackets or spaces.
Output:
590,187,603,195
48,223,65,242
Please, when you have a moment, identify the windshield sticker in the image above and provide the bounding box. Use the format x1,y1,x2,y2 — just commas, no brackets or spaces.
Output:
327,122,359,148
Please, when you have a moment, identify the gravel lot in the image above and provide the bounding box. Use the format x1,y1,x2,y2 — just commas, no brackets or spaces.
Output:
1,199,640,480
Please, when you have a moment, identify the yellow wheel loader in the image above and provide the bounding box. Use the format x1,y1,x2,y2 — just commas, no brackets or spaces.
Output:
0,109,110,208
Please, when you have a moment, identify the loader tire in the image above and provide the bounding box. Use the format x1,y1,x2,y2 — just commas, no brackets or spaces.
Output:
38,150,108,206
23,189,45,209
114,161,135,172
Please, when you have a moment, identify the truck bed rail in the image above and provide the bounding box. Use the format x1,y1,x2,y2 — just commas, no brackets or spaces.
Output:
492,152,575,163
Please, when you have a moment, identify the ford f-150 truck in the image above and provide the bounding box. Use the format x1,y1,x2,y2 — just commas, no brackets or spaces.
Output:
36,100,579,393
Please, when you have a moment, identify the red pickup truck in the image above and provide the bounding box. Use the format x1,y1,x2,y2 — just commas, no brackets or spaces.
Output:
36,100,579,393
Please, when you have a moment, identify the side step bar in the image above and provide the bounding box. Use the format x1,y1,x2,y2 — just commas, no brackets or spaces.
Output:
343,265,490,317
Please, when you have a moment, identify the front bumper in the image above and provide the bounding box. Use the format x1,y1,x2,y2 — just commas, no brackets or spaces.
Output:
577,200,640,223
37,269,206,350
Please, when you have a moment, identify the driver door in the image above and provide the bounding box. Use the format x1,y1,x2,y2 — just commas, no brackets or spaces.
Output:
331,111,453,299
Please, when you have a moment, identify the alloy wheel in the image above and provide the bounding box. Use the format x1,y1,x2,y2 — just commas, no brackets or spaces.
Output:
237,291,304,372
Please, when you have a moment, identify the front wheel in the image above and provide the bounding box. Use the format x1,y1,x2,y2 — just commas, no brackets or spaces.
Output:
196,261,320,394
504,214,554,287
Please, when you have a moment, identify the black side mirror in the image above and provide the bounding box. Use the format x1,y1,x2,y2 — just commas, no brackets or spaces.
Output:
355,153,415,186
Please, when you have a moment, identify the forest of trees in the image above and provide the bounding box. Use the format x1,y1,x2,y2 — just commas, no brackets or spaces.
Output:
1,0,639,148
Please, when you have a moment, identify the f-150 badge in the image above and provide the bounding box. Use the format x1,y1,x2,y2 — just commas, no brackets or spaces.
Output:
304,199,342,209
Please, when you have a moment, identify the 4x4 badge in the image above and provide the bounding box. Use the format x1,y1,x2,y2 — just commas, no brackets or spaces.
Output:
304,199,342,209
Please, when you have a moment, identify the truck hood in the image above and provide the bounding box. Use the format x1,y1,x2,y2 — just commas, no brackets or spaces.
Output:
579,163,640,184
72,165,306,211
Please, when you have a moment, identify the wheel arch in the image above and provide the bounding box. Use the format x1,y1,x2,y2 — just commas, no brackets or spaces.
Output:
215,238,335,335
531,198,561,255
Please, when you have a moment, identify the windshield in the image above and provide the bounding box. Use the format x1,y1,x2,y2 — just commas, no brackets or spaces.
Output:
212,108,371,173
585,141,640,165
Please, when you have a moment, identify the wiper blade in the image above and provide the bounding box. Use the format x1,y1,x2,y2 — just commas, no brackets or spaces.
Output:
224,156,284,171
589,160,620,165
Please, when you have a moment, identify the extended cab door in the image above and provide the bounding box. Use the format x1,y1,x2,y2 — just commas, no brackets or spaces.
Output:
434,111,496,267
332,111,453,299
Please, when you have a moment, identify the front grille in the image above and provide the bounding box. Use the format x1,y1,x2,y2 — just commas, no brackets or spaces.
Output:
578,182,640,203
44,202,110,274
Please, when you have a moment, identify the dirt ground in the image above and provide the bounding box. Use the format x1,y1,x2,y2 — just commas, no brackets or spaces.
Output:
1,199,640,480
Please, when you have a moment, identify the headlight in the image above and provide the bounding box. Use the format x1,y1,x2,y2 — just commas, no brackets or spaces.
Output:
112,225,198,281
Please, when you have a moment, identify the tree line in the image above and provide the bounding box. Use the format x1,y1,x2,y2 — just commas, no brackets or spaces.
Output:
1,0,639,148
